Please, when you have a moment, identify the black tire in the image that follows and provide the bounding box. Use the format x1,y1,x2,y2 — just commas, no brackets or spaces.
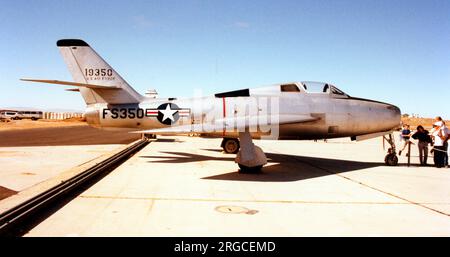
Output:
31,117,36,121
222,138,240,154
384,153,398,166
238,164,263,173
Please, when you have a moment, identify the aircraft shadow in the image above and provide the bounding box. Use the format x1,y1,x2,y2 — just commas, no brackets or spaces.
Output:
140,149,384,182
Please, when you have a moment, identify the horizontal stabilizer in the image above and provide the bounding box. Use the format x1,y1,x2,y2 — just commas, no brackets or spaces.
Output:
132,114,318,135
20,78,120,89
65,88,80,92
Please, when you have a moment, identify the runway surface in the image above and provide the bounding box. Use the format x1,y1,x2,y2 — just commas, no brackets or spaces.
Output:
23,135,450,236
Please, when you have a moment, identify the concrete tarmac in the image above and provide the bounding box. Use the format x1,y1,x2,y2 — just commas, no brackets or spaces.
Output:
25,136,450,236
0,145,124,193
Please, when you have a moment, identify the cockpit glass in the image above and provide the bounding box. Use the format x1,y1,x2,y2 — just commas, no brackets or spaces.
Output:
301,81,348,97
331,86,346,95
301,81,330,93
280,84,300,92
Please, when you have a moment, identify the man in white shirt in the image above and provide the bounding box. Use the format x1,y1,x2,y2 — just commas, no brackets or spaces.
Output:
443,125,449,168
431,120,448,168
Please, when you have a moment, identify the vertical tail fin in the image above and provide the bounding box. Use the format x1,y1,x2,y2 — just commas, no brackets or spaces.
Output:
56,39,142,105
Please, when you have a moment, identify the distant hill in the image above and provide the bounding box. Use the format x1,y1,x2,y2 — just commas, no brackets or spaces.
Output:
401,116,449,129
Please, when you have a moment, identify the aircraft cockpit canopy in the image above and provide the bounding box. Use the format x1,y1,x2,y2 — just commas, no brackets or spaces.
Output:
301,81,348,97
280,83,301,92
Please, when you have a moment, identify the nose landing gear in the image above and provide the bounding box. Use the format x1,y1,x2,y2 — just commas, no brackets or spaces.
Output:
383,133,398,166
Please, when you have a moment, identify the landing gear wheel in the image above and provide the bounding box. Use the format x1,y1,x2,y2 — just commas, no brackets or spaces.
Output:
222,138,240,154
385,153,398,166
383,133,398,166
238,164,263,173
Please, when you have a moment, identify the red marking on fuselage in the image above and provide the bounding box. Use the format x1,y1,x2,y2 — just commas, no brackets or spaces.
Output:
222,97,226,136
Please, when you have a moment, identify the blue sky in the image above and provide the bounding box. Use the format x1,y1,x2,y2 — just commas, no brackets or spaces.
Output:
0,0,449,117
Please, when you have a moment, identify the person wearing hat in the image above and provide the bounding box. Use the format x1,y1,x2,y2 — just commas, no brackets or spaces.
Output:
431,120,448,168
434,117,449,168
439,120,449,168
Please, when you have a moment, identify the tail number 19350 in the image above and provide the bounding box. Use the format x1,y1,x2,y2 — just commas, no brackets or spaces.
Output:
85,68,113,77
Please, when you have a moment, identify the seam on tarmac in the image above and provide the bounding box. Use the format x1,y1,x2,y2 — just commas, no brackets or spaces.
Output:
282,153,450,217
78,195,450,205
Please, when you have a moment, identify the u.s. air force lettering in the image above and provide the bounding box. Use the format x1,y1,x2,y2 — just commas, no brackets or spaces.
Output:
102,103,190,125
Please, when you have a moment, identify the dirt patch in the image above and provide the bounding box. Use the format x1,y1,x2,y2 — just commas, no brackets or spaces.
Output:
61,117,86,122
0,119,86,131
21,172,36,176
0,124,140,147
0,186,17,201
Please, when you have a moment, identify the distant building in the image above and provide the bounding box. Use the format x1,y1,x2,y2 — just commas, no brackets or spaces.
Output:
0,108,84,120
42,111,84,120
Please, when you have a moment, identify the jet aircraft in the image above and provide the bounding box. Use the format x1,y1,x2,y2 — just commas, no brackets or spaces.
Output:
22,39,401,172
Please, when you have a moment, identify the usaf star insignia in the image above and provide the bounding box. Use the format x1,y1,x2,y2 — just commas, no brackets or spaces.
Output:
146,103,190,125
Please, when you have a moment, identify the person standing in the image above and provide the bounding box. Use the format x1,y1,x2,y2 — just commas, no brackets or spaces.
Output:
431,122,448,168
411,125,431,166
398,124,411,156
443,124,449,168
434,118,449,168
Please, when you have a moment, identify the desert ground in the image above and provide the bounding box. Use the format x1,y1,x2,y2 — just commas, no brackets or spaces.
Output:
0,119,140,200
0,118,86,131
0,119,139,147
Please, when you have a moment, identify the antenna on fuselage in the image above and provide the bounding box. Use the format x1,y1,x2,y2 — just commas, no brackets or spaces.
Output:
145,89,158,98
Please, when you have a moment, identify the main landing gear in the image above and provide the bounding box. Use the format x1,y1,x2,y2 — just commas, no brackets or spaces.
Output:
383,133,398,166
221,138,240,154
221,133,267,173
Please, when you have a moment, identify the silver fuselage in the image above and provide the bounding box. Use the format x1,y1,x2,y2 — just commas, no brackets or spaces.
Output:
85,84,401,140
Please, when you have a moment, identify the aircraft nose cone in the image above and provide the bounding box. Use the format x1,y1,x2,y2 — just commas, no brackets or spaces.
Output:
388,104,401,116
385,104,401,128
